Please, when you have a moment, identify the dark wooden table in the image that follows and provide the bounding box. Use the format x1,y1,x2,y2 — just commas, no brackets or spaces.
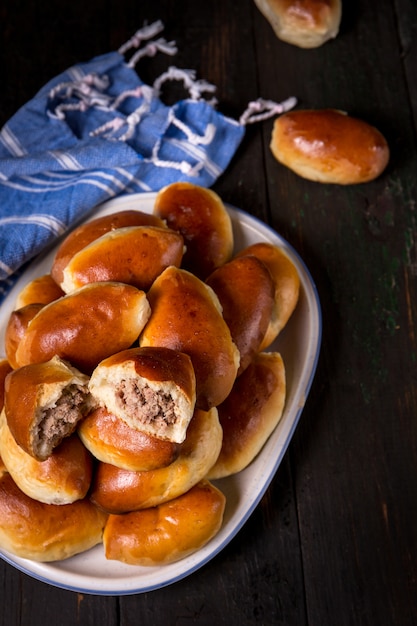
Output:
1,1,417,624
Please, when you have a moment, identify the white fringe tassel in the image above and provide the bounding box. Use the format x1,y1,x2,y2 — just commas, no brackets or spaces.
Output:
239,96,298,125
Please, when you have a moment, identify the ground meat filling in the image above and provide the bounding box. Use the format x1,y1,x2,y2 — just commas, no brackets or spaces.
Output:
38,384,88,449
115,379,178,429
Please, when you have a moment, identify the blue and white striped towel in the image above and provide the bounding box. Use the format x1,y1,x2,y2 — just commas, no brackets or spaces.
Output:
0,20,296,304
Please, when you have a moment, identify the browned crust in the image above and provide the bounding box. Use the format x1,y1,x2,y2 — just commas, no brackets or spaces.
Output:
4,304,44,369
60,225,184,293
14,274,64,309
236,242,300,349
140,267,240,411
89,407,222,513
103,480,225,566
208,352,286,479
92,346,196,401
78,406,181,471
0,360,12,412
0,415,93,505
154,182,233,279
270,109,390,184
0,472,107,562
51,209,166,286
13,282,150,374
4,357,90,461
254,0,342,48
206,255,275,374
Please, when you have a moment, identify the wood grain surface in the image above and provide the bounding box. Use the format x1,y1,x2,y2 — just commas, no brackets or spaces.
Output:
1,0,416,624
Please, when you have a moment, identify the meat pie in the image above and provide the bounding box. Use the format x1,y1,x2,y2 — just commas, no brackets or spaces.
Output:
59,225,184,294
78,406,181,472
88,347,196,444
153,182,234,279
140,266,240,411
103,480,226,566
235,242,300,349
0,412,93,505
0,471,107,562
207,351,286,479
206,254,275,375
51,208,166,287
12,281,151,374
90,407,223,513
4,355,94,461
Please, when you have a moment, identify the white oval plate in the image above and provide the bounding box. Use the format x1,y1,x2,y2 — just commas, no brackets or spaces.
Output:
0,192,321,595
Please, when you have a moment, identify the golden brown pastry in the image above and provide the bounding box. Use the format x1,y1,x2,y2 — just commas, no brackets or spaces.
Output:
90,407,222,514
270,108,390,184
140,267,240,411
78,406,181,471
88,347,196,444
13,281,151,374
0,471,107,562
236,242,300,349
206,255,275,374
207,351,286,479
14,274,64,309
0,411,93,505
254,0,342,48
153,182,234,279
103,480,226,566
0,360,12,411
4,355,92,461
59,225,184,294
4,304,44,369
51,209,166,287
